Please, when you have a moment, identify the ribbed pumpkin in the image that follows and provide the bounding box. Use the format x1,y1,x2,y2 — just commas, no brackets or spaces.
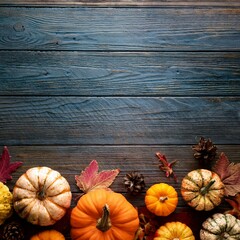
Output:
154,221,195,240
145,183,178,216
0,182,13,225
13,166,72,226
200,213,240,240
70,189,139,240
30,229,65,240
181,169,224,211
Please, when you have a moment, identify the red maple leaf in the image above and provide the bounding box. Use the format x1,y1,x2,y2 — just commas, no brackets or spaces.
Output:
0,146,23,183
75,160,120,193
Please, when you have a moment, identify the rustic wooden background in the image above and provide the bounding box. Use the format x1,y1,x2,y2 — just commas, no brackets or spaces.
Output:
0,0,240,239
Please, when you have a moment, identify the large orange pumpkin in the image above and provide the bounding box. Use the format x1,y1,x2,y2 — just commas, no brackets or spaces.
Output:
145,183,178,216
13,166,72,226
70,189,139,240
30,229,65,240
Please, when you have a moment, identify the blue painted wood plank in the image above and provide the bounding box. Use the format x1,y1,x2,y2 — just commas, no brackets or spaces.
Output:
1,51,240,96
8,145,240,192
1,0,240,7
0,97,239,145
0,7,240,51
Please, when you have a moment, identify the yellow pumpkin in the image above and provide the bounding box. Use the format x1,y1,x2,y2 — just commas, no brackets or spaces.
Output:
70,189,139,240
0,182,13,225
30,229,65,240
145,183,178,216
13,166,72,226
154,221,195,240
181,169,224,211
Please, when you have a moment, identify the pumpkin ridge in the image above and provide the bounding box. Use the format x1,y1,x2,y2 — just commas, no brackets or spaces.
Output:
47,188,71,197
44,174,62,192
27,168,42,190
185,175,201,189
22,173,38,191
207,192,221,208
223,213,230,233
45,196,67,210
41,200,59,222
204,215,220,233
183,192,199,203
223,214,239,236
37,167,51,195
15,198,34,219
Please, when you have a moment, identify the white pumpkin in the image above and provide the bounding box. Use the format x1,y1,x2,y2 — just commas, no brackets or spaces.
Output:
200,213,240,240
13,166,72,226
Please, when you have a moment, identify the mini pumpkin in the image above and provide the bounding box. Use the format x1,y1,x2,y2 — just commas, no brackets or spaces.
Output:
70,189,139,240
13,166,72,226
0,182,13,225
30,229,65,240
181,169,224,211
145,183,178,216
200,213,240,240
154,221,195,240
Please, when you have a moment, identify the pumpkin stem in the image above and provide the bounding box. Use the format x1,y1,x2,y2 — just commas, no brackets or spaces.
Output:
159,196,168,202
37,187,46,200
96,204,111,232
200,180,215,195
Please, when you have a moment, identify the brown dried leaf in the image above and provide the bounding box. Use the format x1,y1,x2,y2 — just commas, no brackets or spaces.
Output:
212,152,240,196
225,193,240,219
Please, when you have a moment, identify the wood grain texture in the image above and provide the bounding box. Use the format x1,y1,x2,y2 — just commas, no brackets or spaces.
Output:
0,97,239,145
0,7,240,51
0,1,239,239
1,51,240,96
7,145,240,193
1,0,240,7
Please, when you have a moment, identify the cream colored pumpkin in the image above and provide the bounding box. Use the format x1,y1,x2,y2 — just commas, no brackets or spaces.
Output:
200,213,240,240
181,169,224,211
13,166,72,226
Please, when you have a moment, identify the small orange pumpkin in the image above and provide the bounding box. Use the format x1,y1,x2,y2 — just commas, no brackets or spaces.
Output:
70,189,139,240
145,183,178,216
30,229,65,240
13,166,72,226
154,221,195,240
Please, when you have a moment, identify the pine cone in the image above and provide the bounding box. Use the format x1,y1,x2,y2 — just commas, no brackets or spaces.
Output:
192,137,217,165
2,221,24,240
124,172,145,195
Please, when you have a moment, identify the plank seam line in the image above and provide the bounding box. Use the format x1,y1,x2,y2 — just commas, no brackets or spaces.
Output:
1,4,240,9
0,95,239,98
1,50,240,53
4,144,240,147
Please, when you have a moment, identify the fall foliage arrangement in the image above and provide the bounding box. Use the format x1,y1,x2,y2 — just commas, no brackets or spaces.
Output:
0,137,239,240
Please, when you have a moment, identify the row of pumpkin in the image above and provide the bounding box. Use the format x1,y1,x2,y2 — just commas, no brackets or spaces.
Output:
1,166,240,239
